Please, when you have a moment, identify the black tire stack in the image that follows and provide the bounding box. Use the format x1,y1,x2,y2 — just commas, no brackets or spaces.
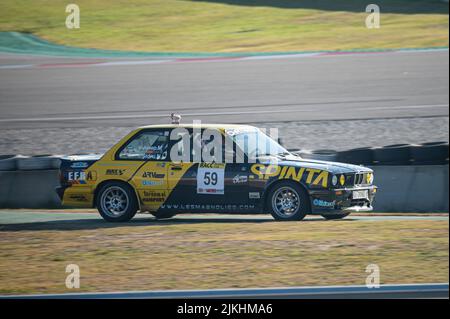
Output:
336,147,374,166
293,142,449,166
372,144,414,166
410,142,449,165
0,155,62,171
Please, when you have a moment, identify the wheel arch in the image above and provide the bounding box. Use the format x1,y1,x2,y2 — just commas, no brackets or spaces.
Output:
262,179,312,213
93,179,141,211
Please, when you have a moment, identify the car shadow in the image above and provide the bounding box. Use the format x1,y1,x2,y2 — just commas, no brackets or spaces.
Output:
0,215,348,232
188,0,449,14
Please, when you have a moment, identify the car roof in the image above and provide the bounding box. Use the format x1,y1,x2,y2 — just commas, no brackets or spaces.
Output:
137,123,258,130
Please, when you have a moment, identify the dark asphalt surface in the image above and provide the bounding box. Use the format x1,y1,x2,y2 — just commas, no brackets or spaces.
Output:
2,283,448,299
0,210,447,226
0,49,448,154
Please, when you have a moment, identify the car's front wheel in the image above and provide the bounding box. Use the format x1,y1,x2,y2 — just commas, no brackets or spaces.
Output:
267,181,309,221
96,182,138,222
321,213,350,220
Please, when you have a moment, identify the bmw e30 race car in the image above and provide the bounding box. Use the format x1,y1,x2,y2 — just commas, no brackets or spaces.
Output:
57,123,377,222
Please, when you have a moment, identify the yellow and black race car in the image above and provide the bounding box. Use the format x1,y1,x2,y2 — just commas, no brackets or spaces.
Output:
57,123,377,222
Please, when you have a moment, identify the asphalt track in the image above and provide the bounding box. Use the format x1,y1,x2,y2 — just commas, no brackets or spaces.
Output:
1,283,448,299
0,49,448,129
0,49,448,154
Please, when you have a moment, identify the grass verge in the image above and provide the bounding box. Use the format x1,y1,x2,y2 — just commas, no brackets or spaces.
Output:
0,218,447,294
0,0,448,52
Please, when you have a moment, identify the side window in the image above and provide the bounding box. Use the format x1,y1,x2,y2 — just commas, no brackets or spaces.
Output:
192,129,224,163
171,129,225,163
118,130,169,161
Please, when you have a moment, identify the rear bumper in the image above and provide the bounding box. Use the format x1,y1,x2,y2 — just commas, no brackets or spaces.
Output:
55,186,66,201
309,185,377,214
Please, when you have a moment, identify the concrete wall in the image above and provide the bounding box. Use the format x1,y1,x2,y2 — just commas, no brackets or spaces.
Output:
0,166,448,212
370,165,449,212
0,170,62,209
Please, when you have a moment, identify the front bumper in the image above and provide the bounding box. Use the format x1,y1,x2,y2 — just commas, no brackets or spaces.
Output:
309,185,378,214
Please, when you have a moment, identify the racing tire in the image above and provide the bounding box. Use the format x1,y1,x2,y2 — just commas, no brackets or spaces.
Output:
308,149,338,162
336,147,375,166
267,181,310,221
151,211,177,219
322,213,350,220
16,156,61,170
373,144,413,165
96,182,138,222
411,142,449,165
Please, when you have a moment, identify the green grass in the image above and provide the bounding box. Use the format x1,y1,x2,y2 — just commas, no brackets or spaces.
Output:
0,219,447,294
0,0,448,52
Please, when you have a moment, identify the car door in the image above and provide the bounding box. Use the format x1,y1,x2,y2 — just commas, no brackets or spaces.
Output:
117,128,170,212
164,128,251,213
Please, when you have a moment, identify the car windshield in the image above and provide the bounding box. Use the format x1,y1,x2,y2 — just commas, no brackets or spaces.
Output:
228,128,290,160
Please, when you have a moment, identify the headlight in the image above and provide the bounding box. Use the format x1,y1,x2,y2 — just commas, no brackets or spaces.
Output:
367,173,374,184
331,175,338,186
340,174,345,186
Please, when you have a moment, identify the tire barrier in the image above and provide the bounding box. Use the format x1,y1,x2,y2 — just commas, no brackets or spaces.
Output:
372,144,414,166
411,142,449,165
0,155,62,171
292,149,338,162
336,147,374,166
16,156,61,171
0,155,27,171
0,142,448,210
0,155,15,160
334,142,448,166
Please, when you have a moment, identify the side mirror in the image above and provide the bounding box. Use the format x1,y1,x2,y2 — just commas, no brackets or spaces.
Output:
278,137,284,146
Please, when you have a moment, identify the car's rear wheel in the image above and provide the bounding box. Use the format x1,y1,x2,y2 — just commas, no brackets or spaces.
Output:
322,213,350,220
96,182,138,222
151,211,176,219
267,181,309,221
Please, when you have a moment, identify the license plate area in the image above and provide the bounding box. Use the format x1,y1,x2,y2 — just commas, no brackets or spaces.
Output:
352,190,368,200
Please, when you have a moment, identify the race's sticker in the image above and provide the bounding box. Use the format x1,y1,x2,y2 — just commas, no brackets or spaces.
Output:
225,128,255,136
197,163,225,195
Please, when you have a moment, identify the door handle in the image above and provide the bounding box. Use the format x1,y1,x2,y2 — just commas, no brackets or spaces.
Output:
170,165,183,171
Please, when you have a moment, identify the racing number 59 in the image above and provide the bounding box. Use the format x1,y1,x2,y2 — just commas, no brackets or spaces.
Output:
197,165,225,195
204,172,218,185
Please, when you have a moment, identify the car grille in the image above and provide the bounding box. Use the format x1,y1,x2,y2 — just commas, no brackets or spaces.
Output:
354,173,369,186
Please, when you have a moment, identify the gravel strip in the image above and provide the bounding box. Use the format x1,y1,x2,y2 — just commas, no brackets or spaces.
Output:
0,116,448,155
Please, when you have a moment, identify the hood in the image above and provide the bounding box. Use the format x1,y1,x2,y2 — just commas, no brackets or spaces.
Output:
260,155,372,174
